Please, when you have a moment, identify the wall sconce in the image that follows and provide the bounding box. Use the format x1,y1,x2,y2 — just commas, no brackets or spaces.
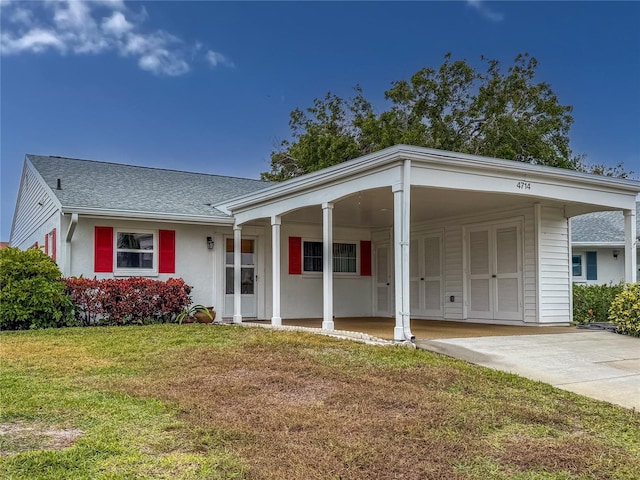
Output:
613,250,620,259
207,236,214,250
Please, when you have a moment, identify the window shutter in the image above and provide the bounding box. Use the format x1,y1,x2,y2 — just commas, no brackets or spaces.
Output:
360,240,372,276
586,251,597,280
159,230,176,274
95,226,113,272
44,233,49,255
52,228,57,261
289,236,302,274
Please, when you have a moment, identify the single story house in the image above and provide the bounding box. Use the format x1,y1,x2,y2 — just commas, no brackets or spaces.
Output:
570,203,640,285
10,145,640,341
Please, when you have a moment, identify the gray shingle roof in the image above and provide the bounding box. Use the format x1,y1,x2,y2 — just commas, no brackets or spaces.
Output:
27,155,271,219
571,202,640,243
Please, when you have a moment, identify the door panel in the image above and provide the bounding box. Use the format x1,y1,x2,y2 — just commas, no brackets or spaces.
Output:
467,222,522,321
375,244,392,316
410,233,443,318
224,238,257,317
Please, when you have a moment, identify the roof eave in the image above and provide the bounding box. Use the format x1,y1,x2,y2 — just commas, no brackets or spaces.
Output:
61,206,234,225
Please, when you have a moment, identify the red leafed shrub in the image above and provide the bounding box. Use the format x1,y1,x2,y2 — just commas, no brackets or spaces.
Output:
64,277,192,326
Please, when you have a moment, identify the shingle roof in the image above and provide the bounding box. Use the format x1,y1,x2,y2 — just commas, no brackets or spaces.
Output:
27,155,271,219
571,202,640,243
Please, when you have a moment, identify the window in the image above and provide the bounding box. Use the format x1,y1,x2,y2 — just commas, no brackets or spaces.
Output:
116,231,155,271
302,241,357,273
572,255,582,277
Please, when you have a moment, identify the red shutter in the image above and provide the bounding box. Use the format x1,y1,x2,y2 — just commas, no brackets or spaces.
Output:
289,236,302,274
158,230,176,274
44,233,49,255
94,226,113,273
360,240,372,276
52,228,57,261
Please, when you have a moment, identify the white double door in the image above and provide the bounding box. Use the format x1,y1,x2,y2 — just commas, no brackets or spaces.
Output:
410,233,444,318
466,221,523,321
224,237,257,318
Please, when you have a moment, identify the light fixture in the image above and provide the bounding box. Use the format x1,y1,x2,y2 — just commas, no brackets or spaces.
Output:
207,236,214,249
613,250,620,259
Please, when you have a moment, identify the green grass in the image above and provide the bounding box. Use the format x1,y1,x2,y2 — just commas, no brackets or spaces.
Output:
1,324,638,479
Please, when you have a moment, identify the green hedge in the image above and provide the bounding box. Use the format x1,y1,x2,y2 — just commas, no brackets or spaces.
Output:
608,283,640,337
0,247,74,330
572,283,624,324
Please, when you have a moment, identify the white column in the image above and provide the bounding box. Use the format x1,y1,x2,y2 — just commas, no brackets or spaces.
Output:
624,209,637,283
233,224,242,324
392,183,404,341
402,159,413,340
271,215,282,326
322,202,334,330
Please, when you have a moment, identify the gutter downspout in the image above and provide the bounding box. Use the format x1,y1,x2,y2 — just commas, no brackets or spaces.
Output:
64,213,78,276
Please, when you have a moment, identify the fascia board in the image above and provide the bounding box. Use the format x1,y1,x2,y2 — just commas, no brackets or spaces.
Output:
571,242,627,248
61,207,234,225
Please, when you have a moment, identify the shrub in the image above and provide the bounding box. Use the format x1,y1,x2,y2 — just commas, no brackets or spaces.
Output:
64,277,192,326
608,283,640,337
572,283,624,324
0,247,74,330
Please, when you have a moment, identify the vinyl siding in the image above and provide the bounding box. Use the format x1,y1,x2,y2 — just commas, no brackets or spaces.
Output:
538,206,571,323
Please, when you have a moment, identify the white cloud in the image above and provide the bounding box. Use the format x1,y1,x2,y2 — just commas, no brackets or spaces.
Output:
206,50,234,68
0,0,233,77
467,0,504,22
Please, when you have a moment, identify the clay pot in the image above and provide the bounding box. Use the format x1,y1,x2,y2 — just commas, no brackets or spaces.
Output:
194,307,216,324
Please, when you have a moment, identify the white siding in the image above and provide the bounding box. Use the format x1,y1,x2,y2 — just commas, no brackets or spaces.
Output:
10,163,60,250
538,206,571,323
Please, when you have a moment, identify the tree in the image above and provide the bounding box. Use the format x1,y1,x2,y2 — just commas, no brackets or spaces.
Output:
262,53,630,180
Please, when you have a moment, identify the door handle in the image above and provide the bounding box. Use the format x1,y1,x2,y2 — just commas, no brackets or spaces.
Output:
386,283,390,286
492,275,497,278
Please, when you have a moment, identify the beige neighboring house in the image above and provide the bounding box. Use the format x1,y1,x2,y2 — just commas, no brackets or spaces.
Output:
10,145,640,340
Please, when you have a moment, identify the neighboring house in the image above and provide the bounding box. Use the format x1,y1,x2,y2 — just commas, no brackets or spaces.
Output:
10,146,640,340
570,203,640,285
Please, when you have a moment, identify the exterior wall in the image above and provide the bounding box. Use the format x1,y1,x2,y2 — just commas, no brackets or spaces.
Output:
571,247,628,285
280,223,373,319
538,206,571,323
10,163,61,250
68,217,228,308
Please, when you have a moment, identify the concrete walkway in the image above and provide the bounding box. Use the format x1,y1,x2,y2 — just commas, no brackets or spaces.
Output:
417,331,640,410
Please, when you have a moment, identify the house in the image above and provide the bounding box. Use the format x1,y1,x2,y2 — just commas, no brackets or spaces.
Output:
570,203,640,285
10,146,640,340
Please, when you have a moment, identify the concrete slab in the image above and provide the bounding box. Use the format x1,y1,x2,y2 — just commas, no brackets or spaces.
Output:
417,331,640,410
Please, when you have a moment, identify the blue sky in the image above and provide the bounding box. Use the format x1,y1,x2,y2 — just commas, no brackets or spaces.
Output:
2,1,639,241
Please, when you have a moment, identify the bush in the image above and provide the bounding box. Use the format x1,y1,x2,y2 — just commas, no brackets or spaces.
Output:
64,277,192,326
0,247,74,330
572,283,624,324
608,283,640,337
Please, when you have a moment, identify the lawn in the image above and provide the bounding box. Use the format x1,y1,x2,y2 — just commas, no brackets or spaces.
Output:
1,325,638,479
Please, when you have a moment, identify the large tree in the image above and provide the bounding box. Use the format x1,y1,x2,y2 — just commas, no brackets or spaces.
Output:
262,53,630,181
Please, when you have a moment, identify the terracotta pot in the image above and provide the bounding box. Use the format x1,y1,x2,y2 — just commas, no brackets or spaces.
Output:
194,307,216,324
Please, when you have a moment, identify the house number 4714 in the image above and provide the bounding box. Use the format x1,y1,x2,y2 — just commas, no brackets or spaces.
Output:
516,181,531,190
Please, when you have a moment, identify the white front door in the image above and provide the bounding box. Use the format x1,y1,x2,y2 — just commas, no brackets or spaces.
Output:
410,233,444,318
375,243,392,317
466,222,523,321
224,237,257,318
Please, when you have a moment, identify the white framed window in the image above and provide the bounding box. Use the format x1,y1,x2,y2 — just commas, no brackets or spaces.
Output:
114,229,157,276
303,240,358,273
572,254,583,278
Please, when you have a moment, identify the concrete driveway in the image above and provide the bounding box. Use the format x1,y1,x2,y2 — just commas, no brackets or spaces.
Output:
417,331,640,410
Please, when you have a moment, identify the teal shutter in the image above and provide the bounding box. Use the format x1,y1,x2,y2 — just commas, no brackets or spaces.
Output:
586,251,597,280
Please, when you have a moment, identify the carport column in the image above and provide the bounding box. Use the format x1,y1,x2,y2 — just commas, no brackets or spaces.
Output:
271,215,282,326
392,183,405,341
322,202,335,330
624,209,637,283
233,224,242,324
402,159,413,340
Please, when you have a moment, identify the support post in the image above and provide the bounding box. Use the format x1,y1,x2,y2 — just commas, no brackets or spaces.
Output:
322,202,334,330
392,183,404,341
271,215,282,326
624,209,637,283
233,224,242,324
402,159,413,340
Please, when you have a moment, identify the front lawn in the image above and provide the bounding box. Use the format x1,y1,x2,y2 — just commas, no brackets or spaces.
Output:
1,325,638,479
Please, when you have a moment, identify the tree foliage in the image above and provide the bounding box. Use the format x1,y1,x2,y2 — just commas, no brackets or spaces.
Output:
262,53,630,181
0,247,74,330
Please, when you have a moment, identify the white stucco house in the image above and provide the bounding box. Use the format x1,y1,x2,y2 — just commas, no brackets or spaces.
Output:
10,146,640,341
570,203,640,285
